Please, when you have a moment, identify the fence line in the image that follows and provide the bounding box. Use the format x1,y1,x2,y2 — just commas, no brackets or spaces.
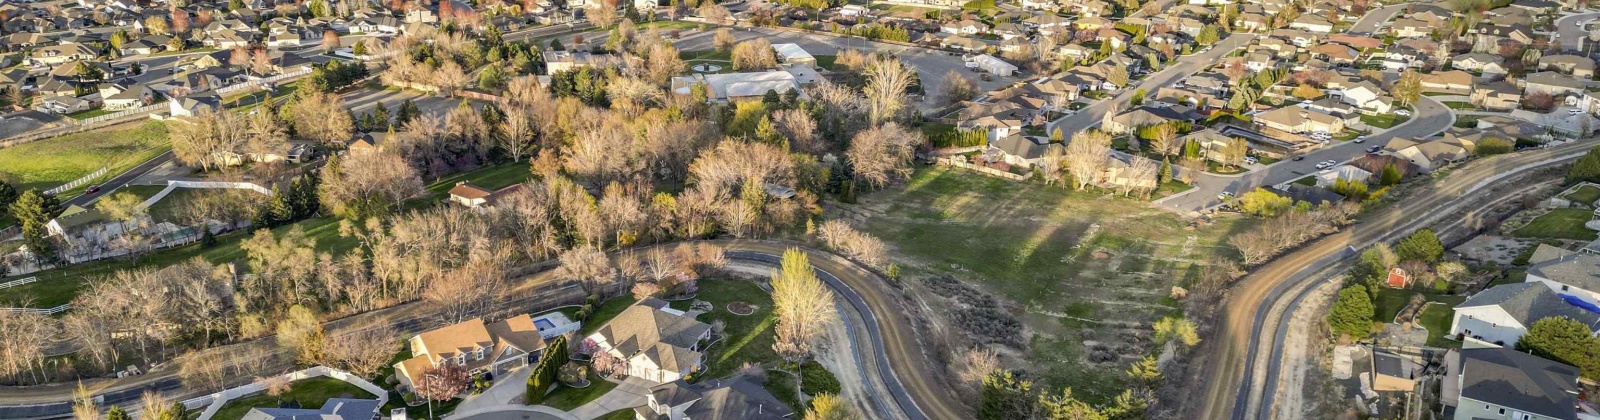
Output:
183,366,388,420
935,157,1030,181
0,276,38,289
0,67,316,149
140,180,273,210
44,167,108,195
0,304,71,315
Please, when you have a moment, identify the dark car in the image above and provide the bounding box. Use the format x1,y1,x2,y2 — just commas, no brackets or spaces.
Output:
1291,155,1305,161
85,185,101,194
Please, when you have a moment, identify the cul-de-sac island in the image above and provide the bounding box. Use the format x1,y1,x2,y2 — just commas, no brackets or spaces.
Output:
1,0,1599,419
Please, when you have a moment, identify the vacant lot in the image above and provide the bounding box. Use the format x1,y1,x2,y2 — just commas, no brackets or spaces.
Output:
836,167,1251,403
1512,208,1598,241
0,121,169,191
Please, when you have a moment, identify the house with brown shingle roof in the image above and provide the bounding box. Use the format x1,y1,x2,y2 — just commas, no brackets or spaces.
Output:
448,182,525,208
587,298,712,383
394,314,549,392
1420,70,1474,94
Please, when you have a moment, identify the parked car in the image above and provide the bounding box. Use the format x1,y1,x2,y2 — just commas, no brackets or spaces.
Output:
1291,155,1305,161
1243,156,1258,165
1366,145,1381,153
1394,109,1412,117
1354,136,1366,143
1217,191,1234,201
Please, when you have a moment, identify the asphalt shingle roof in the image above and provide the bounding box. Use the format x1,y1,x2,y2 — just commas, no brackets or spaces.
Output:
1458,348,1580,420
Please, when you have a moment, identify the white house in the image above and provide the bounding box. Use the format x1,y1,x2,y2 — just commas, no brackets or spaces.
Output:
587,298,712,383
772,43,816,68
1524,244,1600,308
1313,165,1372,188
1338,82,1394,114
1449,282,1600,347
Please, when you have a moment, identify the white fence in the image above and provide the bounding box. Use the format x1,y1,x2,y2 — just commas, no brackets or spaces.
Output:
139,180,274,210
216,68,313,95
0,276,38,289
74,103,166,126
0,304,71,315
44,167,108,195
183,366,388,420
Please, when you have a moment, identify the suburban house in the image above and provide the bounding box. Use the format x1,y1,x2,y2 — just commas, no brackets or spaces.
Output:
1337,81,1394,113
1256,107,1345,134
447,182,525,209
1524,72,1589,97
1452,53,1506,75
771,43,815,68
543,51,626,74
970,54,1018,77
1370,349,1421,393
1289,15,1334,33
1538,54,1597,78
1313,165,1372,188
1420,70,1474,94
1309,43,1359,66
1448,282,1600,347
1383,137,1471,172
1444,348,1588,420
941,19,984,34
1102,105,1201,134
1472,80,1523,111
394,314,554,392
1390,18,1433,37
587,298,712,383
170,93,222,117
242,398,381,420
635,376,795,420
958,102,1035,141
986,134,1063,168
1524,244,1600,307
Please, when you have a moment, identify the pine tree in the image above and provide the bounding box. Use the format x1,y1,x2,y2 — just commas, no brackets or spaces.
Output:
1326,285,1374,339
1380,163,1402,185
1158,160,1172,185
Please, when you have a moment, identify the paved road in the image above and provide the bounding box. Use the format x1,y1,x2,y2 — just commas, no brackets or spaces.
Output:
1045,33,1256,137
0,241,961,420
1554,12,1600,51
1347,4,1410,35
1189,137,1600,420
1158,96,1454,213
59,151,174,207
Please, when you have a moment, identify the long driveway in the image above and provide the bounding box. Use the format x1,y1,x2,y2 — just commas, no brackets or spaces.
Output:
1157,96,1455,213
1190,137,1600,419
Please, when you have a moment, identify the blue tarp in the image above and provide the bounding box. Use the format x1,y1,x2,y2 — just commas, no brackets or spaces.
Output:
1559,293,1600,315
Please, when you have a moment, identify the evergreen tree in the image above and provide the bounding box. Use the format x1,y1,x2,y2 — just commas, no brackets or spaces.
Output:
1326,285,1374,339
0,180,17,219
1394,229,1443,263
11,190,59,266
1380,163,1402,185
106,406,131,420
1158,160,1172,185
1567,146,1600,184
1517,317,1600,378
980,371,1036,420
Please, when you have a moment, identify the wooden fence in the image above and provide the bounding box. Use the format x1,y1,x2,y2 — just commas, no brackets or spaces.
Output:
935,156,1030,180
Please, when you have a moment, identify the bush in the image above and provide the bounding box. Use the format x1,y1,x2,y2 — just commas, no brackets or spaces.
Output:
1395,229,1443,263
1326,285,1375,339
799,361,841,396
1476,138,1514,156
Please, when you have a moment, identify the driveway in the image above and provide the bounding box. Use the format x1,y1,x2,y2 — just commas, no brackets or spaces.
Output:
566,377,654,420
455,366,535,414
1347,4,1409,35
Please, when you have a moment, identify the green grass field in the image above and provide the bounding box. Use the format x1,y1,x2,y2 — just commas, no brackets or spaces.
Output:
1,215,360,308
1360,113,1410,129
1564,185,1600,206
0,121,169,192
688,279,779,380
424,162,534,201
211,377,376,420
1512,208,1598,241
1419,302,1462,348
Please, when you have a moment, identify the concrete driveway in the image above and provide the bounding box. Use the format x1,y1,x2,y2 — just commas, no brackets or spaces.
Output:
566,376,654,420
455,366,535,414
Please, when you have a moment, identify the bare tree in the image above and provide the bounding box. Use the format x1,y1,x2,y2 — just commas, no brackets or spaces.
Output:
0,310,54,384
863,56,916,124
845,123,924,189
434,60,469,96
730,38,778,71
1120,157,1158,197
586,0,619,27
319,150,425,217
814,220,886,268
275,305,325,364
1148,124,1179,156
322,322,399,378
498,110,537,162
769,248,837,364
424,247,510,323
554,245,617,296
772,109,821,154
177,350,228,393
937,69,978,106
72,384,98,420
1065,130,1112,190
700,3,732,25
286,92,354,145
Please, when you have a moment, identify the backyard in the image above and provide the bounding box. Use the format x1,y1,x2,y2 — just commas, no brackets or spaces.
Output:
1418,303,1461,348
0,121,169,191
835,167,1251,404
669,278,780,380
1511,208,1597,241
1563,185,1600,206
210,376,376,420
0,214,360,308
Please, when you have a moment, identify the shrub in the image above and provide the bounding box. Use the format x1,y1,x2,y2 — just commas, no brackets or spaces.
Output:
799,361,841,396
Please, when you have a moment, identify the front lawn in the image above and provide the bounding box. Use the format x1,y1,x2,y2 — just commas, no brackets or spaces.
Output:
0,121,170,191
541,373,618,410
1512,208,1598,241
1360,113,1410,129
211,377,376,420
64,108,116,120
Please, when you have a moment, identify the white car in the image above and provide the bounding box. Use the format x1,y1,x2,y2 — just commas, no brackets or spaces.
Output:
1394,109,1412,117
1354,136,1366,143
1243,156,1258,164
1570,109,1583,115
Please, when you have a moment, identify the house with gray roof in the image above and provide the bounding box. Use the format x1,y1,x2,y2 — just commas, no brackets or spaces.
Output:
1524,247,1600,309
1445,348,1585,420
636,375,795,420
241,398,381,420
587,298,712,383
1449,282,1600,347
